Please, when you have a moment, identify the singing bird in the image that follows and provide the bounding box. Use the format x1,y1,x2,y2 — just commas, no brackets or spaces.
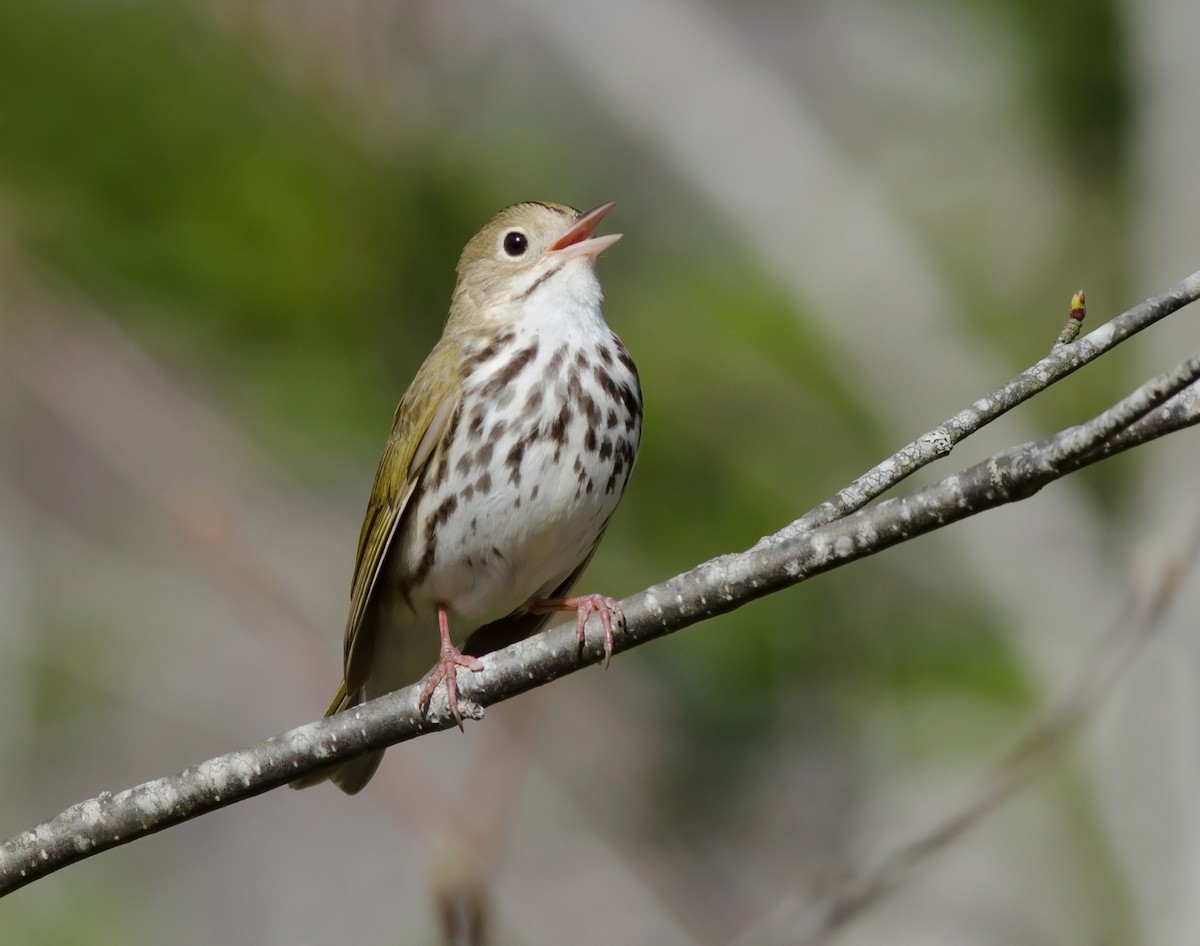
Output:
295,202,642,793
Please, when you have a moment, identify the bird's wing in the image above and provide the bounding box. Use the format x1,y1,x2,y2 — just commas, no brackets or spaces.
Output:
339,341,461,699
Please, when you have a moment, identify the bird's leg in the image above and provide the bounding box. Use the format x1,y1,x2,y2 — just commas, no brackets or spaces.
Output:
531,594,624,668
420,604,485,729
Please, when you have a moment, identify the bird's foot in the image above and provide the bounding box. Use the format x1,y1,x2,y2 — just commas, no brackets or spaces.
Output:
532,594,624,668
421,606,485,729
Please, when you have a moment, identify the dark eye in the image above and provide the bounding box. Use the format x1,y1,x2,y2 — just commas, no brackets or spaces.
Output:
503,230,528,257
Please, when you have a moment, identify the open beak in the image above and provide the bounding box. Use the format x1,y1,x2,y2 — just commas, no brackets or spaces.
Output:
548,201,621,259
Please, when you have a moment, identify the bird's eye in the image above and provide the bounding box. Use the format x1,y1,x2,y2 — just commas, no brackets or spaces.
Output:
502,231,528,257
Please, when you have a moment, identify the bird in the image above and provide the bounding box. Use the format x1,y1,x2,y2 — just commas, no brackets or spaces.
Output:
293,201,642,794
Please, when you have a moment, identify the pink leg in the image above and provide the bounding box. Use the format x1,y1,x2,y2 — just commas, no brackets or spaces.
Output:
531,594,624,668
420,605,485,729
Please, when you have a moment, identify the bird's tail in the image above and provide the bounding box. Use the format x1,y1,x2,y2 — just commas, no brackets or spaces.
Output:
288,681,385,795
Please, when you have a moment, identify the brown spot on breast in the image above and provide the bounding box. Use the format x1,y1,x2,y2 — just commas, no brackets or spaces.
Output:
615,340,638,376
608,437,636,493
427,409,461,489
412,533,436,585
616,440,635,467
463,341,498,372
475,471,492,495
432,453,450,489
462,330,516,372
432,495,458,526
483,340,539,398
550,405,571,444
619,384,640,429
567,368,584,402
412,548,436,585
598,437,613,461
506,440,525,485
547,344,568,376
467,406,486,442
580,393,601,428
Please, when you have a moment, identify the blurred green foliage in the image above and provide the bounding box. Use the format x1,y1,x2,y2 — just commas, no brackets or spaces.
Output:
0,0,491,464
972,0,1131,179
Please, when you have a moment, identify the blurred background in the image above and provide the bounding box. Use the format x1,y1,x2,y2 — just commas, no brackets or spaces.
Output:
0,0,1198,943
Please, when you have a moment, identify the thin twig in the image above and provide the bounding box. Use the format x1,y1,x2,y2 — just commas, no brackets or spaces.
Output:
781,269,1200,541
777,514,1200,946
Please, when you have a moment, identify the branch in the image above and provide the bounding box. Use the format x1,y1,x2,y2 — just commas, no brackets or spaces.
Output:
787,269,1200,535
2,272,1199,897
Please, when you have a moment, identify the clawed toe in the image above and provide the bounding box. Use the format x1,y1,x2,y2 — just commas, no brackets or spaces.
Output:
533,593,625,669
420,649,484,729
422,606,485,729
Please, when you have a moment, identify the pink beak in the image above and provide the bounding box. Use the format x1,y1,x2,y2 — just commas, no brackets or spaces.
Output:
548,202,622,259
